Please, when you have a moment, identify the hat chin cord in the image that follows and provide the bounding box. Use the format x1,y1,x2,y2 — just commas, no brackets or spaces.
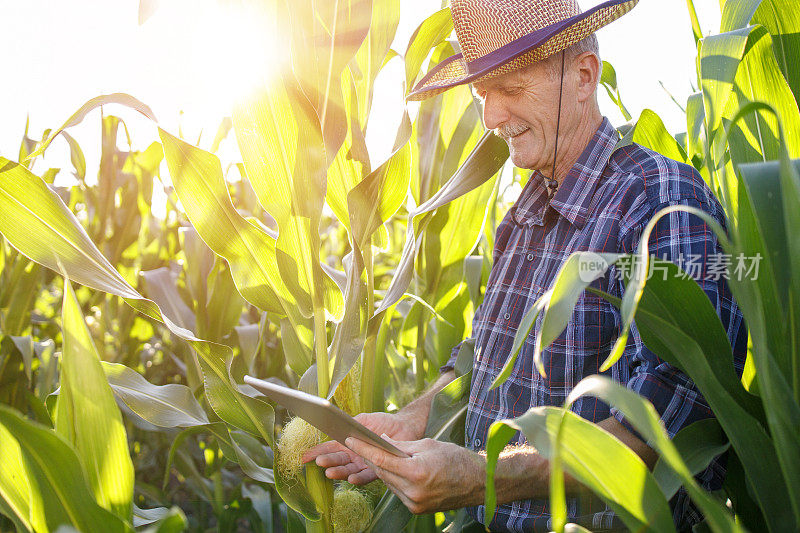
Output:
545,49,566,201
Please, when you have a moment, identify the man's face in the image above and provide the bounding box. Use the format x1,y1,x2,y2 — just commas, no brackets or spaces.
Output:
472,57,578,170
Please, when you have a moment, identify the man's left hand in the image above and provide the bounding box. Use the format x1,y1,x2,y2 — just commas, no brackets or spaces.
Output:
344,435,486,514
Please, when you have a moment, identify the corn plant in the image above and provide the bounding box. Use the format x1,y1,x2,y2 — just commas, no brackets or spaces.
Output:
0,1,507,532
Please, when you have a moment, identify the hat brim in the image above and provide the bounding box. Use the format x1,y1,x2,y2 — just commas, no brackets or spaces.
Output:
407,0,638,101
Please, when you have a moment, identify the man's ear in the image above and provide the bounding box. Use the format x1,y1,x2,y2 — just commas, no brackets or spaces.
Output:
574,51,601,103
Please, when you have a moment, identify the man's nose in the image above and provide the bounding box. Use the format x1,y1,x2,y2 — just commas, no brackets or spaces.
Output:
481,93,510,132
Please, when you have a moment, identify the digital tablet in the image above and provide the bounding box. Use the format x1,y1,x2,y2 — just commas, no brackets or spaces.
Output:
243,375,411,458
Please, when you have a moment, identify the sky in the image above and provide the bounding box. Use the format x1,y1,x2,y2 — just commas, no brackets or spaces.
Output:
0,0,722,184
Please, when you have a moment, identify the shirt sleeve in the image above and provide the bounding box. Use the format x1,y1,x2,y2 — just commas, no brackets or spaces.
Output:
611,197,748,440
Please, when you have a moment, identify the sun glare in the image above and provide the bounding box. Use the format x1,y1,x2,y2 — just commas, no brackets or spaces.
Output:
154,0,286,119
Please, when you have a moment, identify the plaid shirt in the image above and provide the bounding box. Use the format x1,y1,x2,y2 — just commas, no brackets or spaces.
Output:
441,117,747,532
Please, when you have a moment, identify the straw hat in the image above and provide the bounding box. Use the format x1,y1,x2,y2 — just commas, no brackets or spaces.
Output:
407,0,638,101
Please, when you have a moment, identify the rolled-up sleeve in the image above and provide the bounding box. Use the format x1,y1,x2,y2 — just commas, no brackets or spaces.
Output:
611,197,748,439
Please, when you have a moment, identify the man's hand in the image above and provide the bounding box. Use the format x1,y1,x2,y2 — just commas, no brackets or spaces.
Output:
301,411,423,485
302,370,456,485
344,435,486,514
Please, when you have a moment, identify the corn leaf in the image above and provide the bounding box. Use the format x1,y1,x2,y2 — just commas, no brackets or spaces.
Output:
0,405,130,532
232,76,343,321
652,418,729,500
484,406,674,533
325,68,371,233
377,132,508,315
686,92,706,163
348,112,413,249
699,26,754,134
599,60,632,121
592,265,794,531
54,278,134,520
353,0,400,125
0,422,33,532
23,93,156,163
616,109,687,163
561,376,741,532
722,27,800,168
0,157,275,446
102,362,208,428
720,0,800,104
404,8,453,92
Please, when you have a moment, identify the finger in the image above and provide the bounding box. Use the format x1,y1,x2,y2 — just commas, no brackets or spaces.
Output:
314,450,355,468
345,437,403,474
324,462,364,480
381,434,424,455
301,440,345,463
347,467,378,486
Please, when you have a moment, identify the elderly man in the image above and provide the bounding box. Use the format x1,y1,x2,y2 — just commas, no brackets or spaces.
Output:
304,0,747,530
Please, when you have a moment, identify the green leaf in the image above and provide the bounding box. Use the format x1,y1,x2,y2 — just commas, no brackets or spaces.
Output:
0,405,130,532
563,376,741,532
652,418,729,500
592,266,794,531
158,129,288,316
720,0,800,103
327,246,368,400
23,93,156,162
616,109,687,163
61,131,86,180
1,258,41,336
700,26,754,134
325,67,371,233
348,112,413,249
484,406,674,533
54,278,134,520
102,362,208,428
599,60,632,121
685,0,703,44
0,422,33,532
0,156,275,447
353,0,400,125
490,292,549,390
404,8,453,92
721,27,800,168
736,158,800,526
142,267,195,332
686,92,706,162
533,252,623,377
133,504,187,531
423,119,497,269
601,205,729,372
377,132,508,315
232,76,343,321
289,0,372,116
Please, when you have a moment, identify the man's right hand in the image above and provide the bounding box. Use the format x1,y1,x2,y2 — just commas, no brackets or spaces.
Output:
300,411,423,485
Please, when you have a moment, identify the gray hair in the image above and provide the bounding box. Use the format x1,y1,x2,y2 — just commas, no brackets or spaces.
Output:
567,33,600,62
544,33,602,87
564,33,602,79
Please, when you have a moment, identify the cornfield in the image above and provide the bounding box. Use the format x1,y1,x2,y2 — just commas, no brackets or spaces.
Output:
0,0,797,532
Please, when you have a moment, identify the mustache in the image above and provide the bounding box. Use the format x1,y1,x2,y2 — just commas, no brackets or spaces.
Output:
494,123,530,139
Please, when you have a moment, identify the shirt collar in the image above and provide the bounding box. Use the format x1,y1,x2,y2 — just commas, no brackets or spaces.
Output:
511,117,619,229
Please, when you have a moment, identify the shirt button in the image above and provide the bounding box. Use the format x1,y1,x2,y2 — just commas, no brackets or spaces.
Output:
504,313,511,320
526,253,534,261
474,438,482,448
